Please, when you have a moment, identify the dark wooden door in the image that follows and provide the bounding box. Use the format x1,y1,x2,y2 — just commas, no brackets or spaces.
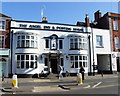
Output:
117,57,120,72
50,59,58,74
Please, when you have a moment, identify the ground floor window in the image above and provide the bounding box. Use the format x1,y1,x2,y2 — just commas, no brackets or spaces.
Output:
16,54,37,69
70,55,88,68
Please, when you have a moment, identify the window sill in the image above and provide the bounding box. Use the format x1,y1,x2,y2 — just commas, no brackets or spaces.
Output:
0,29,6,31
69,49,87,50
96,46,104,48
113,29,119,31
16,47,38,49
16,68,37,70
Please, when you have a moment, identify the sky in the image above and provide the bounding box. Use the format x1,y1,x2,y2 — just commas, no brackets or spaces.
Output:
1,2,119,25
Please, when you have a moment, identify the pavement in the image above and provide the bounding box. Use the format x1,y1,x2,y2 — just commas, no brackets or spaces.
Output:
0,74,119,94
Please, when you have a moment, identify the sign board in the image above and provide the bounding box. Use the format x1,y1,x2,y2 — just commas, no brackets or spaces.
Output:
11,21,91,32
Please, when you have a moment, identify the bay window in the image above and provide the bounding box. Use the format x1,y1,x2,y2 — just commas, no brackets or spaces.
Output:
70,55,88,68
69,37,87,50
17,35,38,48
16,54,38,69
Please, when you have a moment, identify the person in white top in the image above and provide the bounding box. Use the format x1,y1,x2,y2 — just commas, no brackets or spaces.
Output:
58,65,63,79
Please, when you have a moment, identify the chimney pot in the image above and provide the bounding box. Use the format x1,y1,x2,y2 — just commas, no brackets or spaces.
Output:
94,10,102,22
42,17,48,23
85,14,90,27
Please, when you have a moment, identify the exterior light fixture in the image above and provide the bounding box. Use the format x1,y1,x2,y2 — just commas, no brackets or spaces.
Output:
66,56,69,60
112,54,116,58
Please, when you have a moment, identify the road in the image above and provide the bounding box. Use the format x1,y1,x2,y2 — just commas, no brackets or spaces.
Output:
34,75,119,94
1,74,119,95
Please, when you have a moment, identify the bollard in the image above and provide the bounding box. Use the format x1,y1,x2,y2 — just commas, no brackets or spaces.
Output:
77,73,83,85
12,74,18,88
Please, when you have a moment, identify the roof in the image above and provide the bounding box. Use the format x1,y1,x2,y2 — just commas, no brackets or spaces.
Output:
0,13,12,19
76,22,86,26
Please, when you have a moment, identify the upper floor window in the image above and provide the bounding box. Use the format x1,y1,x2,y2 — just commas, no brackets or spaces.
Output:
45,39,49,48
17,35,38,48
59,40,63,49
96,35,103,47
16,54,37,69
113,21,118,30
0,35,5,48
51,36,57,49
45,34,63,50
0,20,6,31
69,37,87,50
114,36,119,49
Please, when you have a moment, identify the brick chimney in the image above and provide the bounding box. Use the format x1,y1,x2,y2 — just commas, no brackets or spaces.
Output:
42,17,48,23
94,10,102,22
85,14,90,27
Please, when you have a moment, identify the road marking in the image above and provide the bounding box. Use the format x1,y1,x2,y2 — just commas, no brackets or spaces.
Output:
96,84,118,88
92,82,102,88
84,85,91,88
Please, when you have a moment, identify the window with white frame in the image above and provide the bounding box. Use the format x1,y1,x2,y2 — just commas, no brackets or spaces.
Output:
70,55,87,68
16,54,37,69
113,21,118,30
17,35,38,48
0,20,6,31
51,36,57,49
96,35,103,47
59,40,63,49
45,37,63,50
0,35,5,48
69,37,87,50
114,36,119,49
45,39,49,48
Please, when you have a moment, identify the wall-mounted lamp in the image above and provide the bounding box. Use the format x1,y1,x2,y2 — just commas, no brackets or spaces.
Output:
112,54,116,58
66,56,69,60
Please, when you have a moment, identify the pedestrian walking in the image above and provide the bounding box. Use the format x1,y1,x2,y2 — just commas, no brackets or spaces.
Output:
80,66,85,80
2,70,4,82
58,65,63,79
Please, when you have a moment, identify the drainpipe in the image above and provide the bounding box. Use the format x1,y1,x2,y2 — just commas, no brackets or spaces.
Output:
88,35,92,75
91,23,95,76
91,21,97,76
10,30,13,77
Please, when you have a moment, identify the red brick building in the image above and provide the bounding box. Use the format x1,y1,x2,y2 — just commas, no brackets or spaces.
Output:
0,13,12,77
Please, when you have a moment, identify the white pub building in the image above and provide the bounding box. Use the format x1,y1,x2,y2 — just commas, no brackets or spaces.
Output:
9,17,115,77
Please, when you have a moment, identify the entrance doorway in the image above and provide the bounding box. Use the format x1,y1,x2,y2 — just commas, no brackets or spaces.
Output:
97,54,112,74
117,57,120,72
50,59,58,74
